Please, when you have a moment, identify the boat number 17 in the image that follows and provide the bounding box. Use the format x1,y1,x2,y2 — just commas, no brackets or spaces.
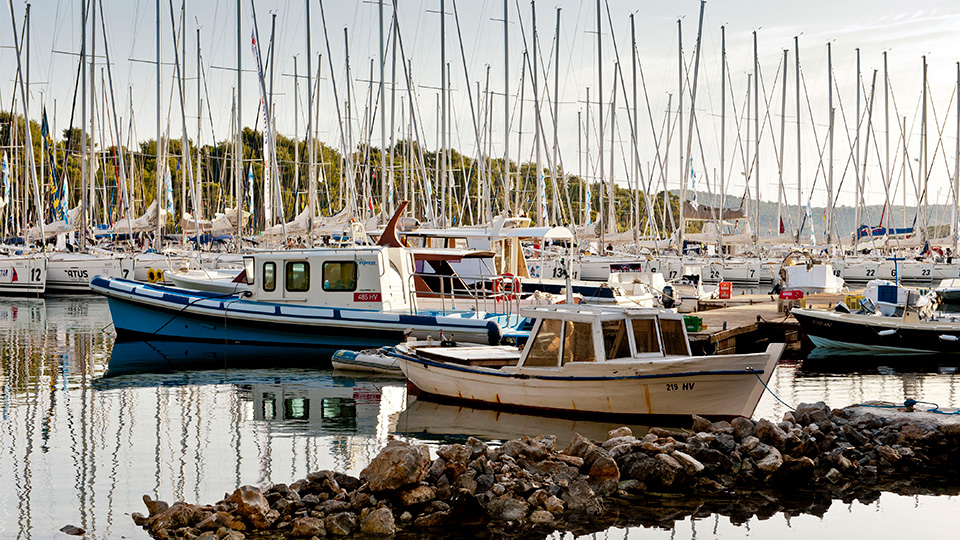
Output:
666,382,695,391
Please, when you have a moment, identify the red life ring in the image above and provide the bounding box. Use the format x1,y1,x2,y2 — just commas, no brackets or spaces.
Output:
493,273,520,302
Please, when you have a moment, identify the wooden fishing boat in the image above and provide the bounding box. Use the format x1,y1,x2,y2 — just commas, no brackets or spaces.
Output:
397,304,784,420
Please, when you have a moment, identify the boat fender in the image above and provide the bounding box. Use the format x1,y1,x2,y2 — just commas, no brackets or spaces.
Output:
156,269,164,283
147,268,157,283
486,320,504,345
662,285,675,308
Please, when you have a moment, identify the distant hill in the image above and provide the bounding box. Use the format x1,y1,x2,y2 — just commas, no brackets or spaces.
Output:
687,191,954,239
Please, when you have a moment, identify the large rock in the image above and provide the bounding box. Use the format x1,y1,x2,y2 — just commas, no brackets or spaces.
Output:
731,417,756,440
755,418,789,450
289,516,325,538
500,437,551,460
229,486,274,530
360,440,431,492
142,495,169,517
755,446,784,474
149,502,201,534
325,511,358,536
360,507,396,535
399,485,437,506
586,452,620,496
485,497,529,521
561,479,602,515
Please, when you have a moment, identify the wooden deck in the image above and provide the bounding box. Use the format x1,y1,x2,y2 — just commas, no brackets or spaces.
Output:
686,292,848,355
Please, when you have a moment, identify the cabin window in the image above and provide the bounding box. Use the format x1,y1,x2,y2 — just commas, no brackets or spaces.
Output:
322,261,357,292
660,318,688,356
262,262,276,292
525,319,563,367
561,321,596,364
286,261,310,292
243,257,255,285
602,320,632,360
631,318,661,354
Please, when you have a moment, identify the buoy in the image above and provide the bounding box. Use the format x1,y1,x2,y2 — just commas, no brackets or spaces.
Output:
147,268,157,283
156,269,164,283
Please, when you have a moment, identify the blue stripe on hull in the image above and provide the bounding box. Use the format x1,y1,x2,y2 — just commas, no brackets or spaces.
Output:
106,295,404,348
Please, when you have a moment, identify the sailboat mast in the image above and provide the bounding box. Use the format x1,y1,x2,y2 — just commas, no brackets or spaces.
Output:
778,49,787,241
553,7,560,226
595,0,603,238
753,30,759,253
955,62,959,254
719,25,725,252
306,0,316,245
683,0,705,249
795,36,801,243
827,42,834,245
532,0,541,226
503,0,510,216
379,0,387,216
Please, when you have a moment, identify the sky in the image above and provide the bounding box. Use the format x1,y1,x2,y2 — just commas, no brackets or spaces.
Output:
3,0,960,225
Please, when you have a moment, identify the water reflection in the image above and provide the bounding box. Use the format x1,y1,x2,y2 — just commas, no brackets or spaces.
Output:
2,296,960,540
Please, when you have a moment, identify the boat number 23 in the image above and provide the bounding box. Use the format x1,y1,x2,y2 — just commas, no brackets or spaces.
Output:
666,382,695,391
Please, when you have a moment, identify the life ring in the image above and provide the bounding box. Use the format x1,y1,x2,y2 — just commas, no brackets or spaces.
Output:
147,268,157,283
155,269,164,283
493,272,520,302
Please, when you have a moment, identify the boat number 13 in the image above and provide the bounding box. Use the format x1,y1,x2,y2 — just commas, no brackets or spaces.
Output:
666,382,695,391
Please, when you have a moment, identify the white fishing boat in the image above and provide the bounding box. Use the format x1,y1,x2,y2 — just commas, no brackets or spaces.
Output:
397,304,784,419
167,268,248,294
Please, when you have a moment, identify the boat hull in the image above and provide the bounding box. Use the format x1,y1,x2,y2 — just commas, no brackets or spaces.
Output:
0,256,46,295
398,344,783,419
91,276,510,348
793,307,960,353
331,348,403,375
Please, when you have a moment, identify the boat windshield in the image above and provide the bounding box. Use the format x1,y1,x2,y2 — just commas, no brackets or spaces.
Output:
525,319,563,367
630,318,661,354
602,320,631,360
561,321,595,364
660,318,688,355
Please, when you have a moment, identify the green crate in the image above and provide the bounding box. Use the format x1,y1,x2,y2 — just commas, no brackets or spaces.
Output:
683,315,703,332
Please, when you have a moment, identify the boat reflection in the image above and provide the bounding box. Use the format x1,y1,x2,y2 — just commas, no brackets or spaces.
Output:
104,340,337,378
800,348,960,375
395,397,658,447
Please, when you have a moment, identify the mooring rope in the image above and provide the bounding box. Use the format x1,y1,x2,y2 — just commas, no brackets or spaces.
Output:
747,367,796,411
856,399,960,416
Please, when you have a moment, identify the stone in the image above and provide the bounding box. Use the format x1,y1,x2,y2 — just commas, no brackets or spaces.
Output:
741,436,761,453
230,486,274,530
691,415,712,432
672,451,705,475
149,502,202,534
878,445,901,464
334,472,361,493
601,435,640,451
544,495,564,514
414,510,450,528
608,426,633,439
448,491,489,528
217,511,246,531
59,525,85,536
324,511,358,536
360,440,431,492
824,468,843,483
486,497,529,521
708,420,735,435
501,436,551,460
317,499,352,515
359,507,396,535
529,509,555,524
842,424,870,447
289,516,325,538
465,437,488,459
755,446,784,474
399,485,437,506
143,495,169,517
755,418,789,450
437,444,473,466
561,479,602,515
731,417,756,440
795,401,830,424
655,452,683,487
220,530,245,540
586,452,620,496
775,456,816,485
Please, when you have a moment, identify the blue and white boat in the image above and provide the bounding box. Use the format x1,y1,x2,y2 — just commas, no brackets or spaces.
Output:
90,241,527,350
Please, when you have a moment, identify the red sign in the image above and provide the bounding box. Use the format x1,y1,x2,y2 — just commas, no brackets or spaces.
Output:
780,289,804,300
354,292,382,302
718,281,732,299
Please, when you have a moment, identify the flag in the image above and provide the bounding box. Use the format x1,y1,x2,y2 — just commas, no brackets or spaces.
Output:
41,109,67,223
805,200,815,245
247,165,254,213
538,173,548,225
689,158,698,210
164,168,175,216
1,152,8,206
779,216,785,235
585,182,592,225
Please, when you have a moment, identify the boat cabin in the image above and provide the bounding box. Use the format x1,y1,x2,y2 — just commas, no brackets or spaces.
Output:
517,305,691,367
242,246,415,311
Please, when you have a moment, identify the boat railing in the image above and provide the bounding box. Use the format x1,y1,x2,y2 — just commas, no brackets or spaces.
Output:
408,270,520,317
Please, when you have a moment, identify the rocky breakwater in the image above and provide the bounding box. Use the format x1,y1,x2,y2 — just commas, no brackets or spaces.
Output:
133,401,960,539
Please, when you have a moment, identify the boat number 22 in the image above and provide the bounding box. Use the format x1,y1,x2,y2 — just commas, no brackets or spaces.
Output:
666,382,695,391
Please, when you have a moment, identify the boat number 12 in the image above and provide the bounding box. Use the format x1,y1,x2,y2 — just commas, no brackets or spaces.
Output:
30,268,42,281
666,382,695,391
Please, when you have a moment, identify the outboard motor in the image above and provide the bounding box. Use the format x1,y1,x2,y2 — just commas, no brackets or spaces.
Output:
662,284,676,309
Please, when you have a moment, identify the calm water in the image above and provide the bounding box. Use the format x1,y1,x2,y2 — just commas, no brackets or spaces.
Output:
1,296,959,539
